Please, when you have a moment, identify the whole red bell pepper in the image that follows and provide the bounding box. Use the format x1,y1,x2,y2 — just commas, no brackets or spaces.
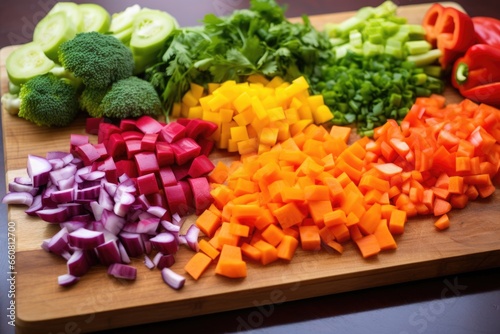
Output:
422,5,476,69
472,16,500,48
451,44,500,106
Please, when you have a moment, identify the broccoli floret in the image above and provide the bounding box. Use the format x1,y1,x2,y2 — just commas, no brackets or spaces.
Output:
17,73,80,127
1,93,21,115
99,76,163,119
58,32,134,89
79,87,108,118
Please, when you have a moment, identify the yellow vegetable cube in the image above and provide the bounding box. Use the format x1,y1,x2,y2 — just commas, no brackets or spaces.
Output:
248,74,269,85
190,82,205,100
251,96,268,120
312,105,333,124
230,126,249,142
267,106,286,122
188,106,204,119
307,95,325,112
233,92,252,114
182,91,199,108
208,94,230,112
266,76,284,88
208,83,220,94
260,127,279,146
220,108,234,123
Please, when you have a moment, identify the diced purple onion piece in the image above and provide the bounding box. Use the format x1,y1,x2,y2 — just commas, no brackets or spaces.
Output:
101,209,126,235
2,192,34,206
144,255,155,269
184,224,200,252
67,250,90,277
58,273,80,287
119,232,144,257
25,194,42,216
47,227,69,255
27,154,52,187
60,220,87,233
118,241,131,264
149,232,179,254
49,164,77,185
96,239,122,266
8,182,38,195
161,268,185,290
107,263,137,280
68,228,105,249
36,207,69,223
14,176,33,186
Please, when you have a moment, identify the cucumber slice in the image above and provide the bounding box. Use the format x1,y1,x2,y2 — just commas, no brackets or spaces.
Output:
47,2,83,32
109,4,141,34
111,27,134,46
79,4,111,33
33,11,77,61
129,9,178,57
6,43,55,85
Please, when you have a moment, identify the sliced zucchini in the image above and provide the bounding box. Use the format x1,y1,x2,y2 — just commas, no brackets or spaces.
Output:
33,11,77,61
111,26,134,46
78,4,111,33
109,4,141,34
6,43,55,85
129,9,178,57
47,2,83,32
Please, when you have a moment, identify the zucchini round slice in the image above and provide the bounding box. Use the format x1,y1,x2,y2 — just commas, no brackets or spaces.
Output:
33,11,77,61
78,4,111,33
130,9,178,57
6,43,55,85
47,2,83,32
109,4,141,35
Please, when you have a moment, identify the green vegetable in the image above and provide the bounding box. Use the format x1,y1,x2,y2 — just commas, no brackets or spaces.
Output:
97,77,163,119
33,11,77,61
78,3,111,33
311,52,444,136
324,1,440,63
79,87,108,118
130,9,178,57
15,73,80,127
6,43,55,85
109,5,141,42
146,0,333,113
58,31,135,89
47,2,83,32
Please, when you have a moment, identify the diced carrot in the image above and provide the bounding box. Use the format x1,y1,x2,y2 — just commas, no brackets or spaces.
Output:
240,242,262,262
374,220,397,250
196,210,222,238
299,225,321,251
326,240,344,254
218,222,240,247
276,235,299,261
355,234,381,258
389,209,406,235
198,239,221,260
215,244,247,278
434,214,450,230
208,161,229,184
184,252,213,280
253,240,279,265
261,224,285,247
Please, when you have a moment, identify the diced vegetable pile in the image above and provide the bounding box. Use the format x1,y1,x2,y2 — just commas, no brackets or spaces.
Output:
1,0,500,289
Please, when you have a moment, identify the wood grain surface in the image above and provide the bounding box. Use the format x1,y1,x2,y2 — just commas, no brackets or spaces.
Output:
2,3,499,334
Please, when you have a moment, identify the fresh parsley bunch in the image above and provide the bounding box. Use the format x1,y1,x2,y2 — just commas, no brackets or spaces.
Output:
146,0,333,113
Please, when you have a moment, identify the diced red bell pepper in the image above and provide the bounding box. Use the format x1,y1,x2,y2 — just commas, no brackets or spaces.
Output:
156,142,175,167
135,115,164,134
134,152,159,176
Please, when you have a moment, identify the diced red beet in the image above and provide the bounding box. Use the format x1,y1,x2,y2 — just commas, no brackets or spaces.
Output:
106,133,126,160
70,134,89,148
159,166,177,187
185,119,218,140
86,117,104,135
197,137,215,157
99,156,118,183
188,177,213,215
179,180,194,214
125,140,142,159
119,119,138,131
175,118,190,126
155,142,175,167
122,131,144,141
160,122,186,143
74,143,101,165
141,133,158,151
136,115,164,134
94,143,108,160
164,183,189,216
136,173,160,195
188,155,215,178
115,160,138,178
171,163,190,181
170,137,201,165
98,122,121,145
134,152,159,176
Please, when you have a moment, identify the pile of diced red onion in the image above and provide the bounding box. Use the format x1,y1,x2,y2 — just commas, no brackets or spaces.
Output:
3,116,219,289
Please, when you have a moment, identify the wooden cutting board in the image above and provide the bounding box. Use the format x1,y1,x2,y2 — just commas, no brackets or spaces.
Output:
2,3,499,334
